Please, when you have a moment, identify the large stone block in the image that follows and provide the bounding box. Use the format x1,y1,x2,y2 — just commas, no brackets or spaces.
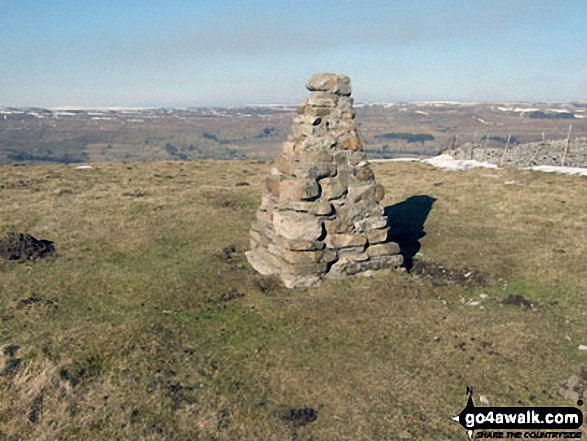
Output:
338,136,364,152
302,106,333,117
295,149,332,165
273,211,324,241
347,184,377,204
306,73,352,96
265,176,281,198
347,183,385,204
368,254,404,269
279,179,320,201
250,219,274,239
325,233,367,249
274,235,325,251
249,229,270,247
338,249,370,262
275,153,295,175
292,121,328,139
245,248,279,276
336,200,383,224
293,114,324,126
367,242,401,257
327,253,403,279
354,166,375,182
307,92,338,108
276,200,312,213
276,199,331,216
326,257,361,279
320,176,347,200
366,227,389,244
327,118,356,132
281,261,329,276
313,199,334,216
337,96,354,111
335,75,352,96
324,218,353,234
295,136,335,153
354,216,388,232
269,244,336,265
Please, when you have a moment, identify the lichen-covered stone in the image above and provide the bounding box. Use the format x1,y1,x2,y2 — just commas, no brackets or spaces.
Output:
320,176,347,200
273,211,324,241
325,233,367,249
366,227,389,244
279,179,320,201
306,73,352,96
367,242,401,257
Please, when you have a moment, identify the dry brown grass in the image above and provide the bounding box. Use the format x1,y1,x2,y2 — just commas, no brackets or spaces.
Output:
0,159,586,440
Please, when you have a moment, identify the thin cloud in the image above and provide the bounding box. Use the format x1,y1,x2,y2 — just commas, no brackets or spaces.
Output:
99,0,551,64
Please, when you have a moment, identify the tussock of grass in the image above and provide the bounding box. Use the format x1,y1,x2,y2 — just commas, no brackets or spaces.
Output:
0,160,586,439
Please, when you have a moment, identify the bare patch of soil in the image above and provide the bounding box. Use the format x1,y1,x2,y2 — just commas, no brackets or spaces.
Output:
500,294,532,308
0,233,55,261
410,260,491,286
0,358,22,377
220,290,245,302
282,407,318,427
215,244,240,262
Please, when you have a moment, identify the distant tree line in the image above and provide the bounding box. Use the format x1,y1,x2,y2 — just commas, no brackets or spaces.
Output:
374,132,435,143
164,143,188,160
528,111,574,120
481,135,520,144
163,143,245,160
7,151,87,163
202,132,231,144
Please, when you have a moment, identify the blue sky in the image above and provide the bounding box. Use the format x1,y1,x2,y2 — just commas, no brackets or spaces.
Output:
1,0,586,107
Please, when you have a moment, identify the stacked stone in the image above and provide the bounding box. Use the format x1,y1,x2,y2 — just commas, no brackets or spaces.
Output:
246,73,403,288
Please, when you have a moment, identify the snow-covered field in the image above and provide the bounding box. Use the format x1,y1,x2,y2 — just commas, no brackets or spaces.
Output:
372,154,587,176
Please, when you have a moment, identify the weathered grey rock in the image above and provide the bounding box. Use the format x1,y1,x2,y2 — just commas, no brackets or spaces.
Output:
307,92,338,108
338,249,370,261
354,216,388,232
273,211,324,241
269,244,336,265
366,227,389,244
325,233,367,249
245,249,278,276
306,73,352,96
274,235,325,252
320,176,347,200
368,242,401,257
246,73,402,288
278,178,320,201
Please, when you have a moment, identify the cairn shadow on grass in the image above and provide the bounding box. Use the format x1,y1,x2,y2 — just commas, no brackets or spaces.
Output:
384,195,436,271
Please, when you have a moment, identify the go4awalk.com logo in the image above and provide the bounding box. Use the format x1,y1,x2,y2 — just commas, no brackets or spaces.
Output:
452,387,584,440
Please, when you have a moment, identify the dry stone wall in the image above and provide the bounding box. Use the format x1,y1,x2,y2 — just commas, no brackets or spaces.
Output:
246,73,402,289
447,138,587,168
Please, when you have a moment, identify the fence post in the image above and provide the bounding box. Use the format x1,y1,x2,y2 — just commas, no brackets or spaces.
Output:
562,124,572,167
500,133,511,167
481,132,490,162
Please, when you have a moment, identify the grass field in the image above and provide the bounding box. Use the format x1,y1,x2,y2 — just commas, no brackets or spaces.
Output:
0,159,586,440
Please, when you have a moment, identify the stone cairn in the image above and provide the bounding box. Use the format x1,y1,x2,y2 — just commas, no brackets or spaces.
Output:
246,73,403,288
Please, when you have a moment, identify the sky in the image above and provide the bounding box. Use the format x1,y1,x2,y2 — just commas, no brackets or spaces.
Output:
1,0,587,107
